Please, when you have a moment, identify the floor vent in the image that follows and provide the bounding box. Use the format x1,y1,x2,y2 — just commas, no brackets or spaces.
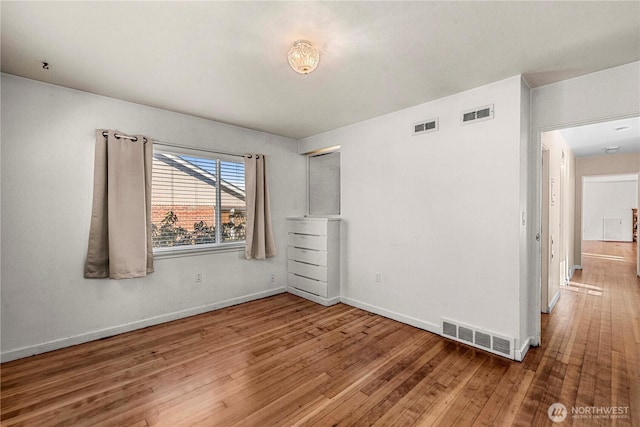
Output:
413,118,439,135
441,318,514,359
461,104,494,125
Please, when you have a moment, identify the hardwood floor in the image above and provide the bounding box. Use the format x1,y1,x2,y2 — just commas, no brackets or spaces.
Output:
1,241,638,426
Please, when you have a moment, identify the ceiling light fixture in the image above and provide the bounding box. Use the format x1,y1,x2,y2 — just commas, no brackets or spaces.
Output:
604,146,621,154
287,40,319,75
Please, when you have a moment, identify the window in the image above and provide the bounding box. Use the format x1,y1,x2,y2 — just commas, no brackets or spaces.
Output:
151,147,246,253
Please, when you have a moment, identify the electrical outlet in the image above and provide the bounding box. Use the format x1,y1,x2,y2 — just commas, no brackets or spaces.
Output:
195,273,203,283
375,273,381,283
269,273,276,284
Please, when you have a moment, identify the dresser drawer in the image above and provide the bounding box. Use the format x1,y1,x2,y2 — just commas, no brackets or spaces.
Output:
287,219,327,236
287,233,327,251
287,260,327,282
288,273,328,297
287,246,327,266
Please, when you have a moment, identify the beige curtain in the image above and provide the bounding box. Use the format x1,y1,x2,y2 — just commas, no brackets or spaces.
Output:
244,154,277,259
85,130,154,279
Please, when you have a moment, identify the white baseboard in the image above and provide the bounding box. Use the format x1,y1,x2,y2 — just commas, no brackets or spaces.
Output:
567,265,580,283
515,336,532,362
339,296,441,335
547,290,561,313
529,336,540,347
342,297,531,362
217,287,287,310
1,287,286,363
286,287,340,306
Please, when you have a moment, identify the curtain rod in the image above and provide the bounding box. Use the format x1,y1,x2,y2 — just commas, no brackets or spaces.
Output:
101,131,244,158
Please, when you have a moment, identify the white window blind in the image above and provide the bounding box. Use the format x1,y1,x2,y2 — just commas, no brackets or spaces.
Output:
151,148,246,251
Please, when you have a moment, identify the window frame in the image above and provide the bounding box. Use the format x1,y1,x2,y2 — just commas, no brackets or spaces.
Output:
151,144,246,258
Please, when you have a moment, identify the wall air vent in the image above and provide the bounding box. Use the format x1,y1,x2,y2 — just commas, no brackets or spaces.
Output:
492,336,512,356
413,118,439,135
442,321,457,338
458,326,474,343
441,318,514,359
461,104,494,125
474,331,491,349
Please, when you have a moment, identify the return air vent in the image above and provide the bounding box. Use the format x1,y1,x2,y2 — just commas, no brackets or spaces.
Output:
458,326,473,343
492,336,512,356
443,321,457,338
461,104,494,125
413,118,439,135
441,318,514,359
474,331,491,349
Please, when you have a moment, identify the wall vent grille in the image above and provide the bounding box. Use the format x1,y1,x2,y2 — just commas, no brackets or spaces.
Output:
492,336,511,356
443,321,457,338
461,104,494,125
458,326,474,343
475,331,491,349
413,118,439,135
441,318,514,359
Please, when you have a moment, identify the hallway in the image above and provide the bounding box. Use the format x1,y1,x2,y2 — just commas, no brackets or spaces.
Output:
518,240,639,425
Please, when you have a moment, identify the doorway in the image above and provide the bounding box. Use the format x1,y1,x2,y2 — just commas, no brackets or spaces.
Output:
581,174,638,262
539,132,572,314
538,117,639,322
541,147,550,312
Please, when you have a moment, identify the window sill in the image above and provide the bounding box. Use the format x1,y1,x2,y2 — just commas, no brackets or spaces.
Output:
153,242,245,260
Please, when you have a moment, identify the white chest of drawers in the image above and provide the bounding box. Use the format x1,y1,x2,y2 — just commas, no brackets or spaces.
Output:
286,217,340,306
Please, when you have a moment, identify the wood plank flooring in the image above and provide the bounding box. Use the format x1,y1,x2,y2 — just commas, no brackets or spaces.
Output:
1,241,638,426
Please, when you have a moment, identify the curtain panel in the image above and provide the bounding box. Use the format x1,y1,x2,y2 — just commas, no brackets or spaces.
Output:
85,130,154,279
244,154,277,260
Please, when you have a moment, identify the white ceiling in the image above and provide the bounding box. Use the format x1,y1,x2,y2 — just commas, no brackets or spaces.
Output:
1,1,639,140
559,117,640,158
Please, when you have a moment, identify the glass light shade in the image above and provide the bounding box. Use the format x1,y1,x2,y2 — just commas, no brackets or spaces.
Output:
287,40,319,75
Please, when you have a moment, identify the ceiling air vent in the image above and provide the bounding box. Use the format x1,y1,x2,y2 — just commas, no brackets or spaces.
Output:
461,104,494,125
413,118,439,136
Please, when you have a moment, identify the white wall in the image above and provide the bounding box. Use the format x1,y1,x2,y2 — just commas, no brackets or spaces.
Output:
0,74,306,361
531,62,640,132
301,76,528,355
583,178,638,241
518,77,532,352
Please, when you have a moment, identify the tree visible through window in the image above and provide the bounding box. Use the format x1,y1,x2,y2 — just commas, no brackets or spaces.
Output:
151,149,246,250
